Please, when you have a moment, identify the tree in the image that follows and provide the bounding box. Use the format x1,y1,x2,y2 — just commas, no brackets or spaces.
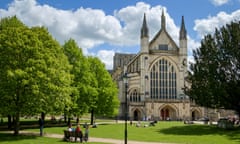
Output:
88,56,119,124
62,39,93,121
63,40,119,124
187,21,240,115
0,16,73,135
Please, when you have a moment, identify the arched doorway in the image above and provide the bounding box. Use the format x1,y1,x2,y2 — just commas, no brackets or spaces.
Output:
191,109,201,120
161,109,169,120
160,106,177,120
133,109,141,121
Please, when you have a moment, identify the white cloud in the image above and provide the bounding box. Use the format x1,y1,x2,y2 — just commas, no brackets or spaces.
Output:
0,0,123,54
194,10,240,38
0,0,200,70
210,0,230,6
96,50,115,70
114,3,183,47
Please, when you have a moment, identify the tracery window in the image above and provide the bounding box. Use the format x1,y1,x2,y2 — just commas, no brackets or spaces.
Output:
130,89,141,102
150,58,177,99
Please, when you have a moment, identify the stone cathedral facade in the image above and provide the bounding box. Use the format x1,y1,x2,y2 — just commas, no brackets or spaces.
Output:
112,11,225,121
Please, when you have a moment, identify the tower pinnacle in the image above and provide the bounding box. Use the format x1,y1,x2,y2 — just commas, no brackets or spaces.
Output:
180,16,187,40
161,9,166,30
141,13,149,38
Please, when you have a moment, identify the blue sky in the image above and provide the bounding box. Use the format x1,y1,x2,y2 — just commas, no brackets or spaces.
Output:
0,0,240,69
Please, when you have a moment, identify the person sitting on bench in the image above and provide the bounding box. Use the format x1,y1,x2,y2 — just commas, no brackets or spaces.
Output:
75,124,83,142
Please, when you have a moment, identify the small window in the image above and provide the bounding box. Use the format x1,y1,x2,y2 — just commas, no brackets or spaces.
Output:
159,44,168,50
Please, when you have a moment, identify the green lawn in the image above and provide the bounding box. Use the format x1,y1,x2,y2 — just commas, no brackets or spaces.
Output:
24,121,240,144
0,133,108,144
1,121,240,144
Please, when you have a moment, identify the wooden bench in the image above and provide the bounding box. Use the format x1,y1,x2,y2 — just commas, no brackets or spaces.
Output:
63,130,83,142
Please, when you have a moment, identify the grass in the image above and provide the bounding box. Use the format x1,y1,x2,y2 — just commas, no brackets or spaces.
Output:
24,121,240,144
1,121,240,144
90,121,240,144
0,133,108,144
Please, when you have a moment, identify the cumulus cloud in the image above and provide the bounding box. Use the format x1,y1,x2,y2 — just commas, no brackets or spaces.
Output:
210,0,230,6
96,50,115,69
194,10,240,38
114,3,181,45
0,0,123,54
0,0,199,69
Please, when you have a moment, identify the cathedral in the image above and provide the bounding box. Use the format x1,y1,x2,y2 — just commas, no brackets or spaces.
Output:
112,10,231,121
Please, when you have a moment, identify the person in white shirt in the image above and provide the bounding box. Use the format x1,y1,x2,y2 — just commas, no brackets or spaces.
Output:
68,123,72,131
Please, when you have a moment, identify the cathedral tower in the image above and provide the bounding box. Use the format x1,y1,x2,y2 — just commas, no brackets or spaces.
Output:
179,16,188,96
112,10,206,122
140,13,150,102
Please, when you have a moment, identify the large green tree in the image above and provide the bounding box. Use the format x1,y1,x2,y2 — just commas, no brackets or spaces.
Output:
0,16,73,134
63,39,93,118
88,56,119,124
187,21,240,115
63,40,119,124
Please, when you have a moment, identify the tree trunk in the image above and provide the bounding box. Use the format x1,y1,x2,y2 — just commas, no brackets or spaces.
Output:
41,112,45,121
13,112,20,135
64,114,67,123
67,117,71,126
90,109,94,125
236,106,240,119
7,115,12,129
14,88,21,135
76,117,79,124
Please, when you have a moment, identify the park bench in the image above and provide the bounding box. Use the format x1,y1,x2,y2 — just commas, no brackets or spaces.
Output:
63,130,83,142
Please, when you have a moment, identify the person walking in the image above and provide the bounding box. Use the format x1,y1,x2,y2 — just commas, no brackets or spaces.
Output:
38,117,44,136
84,125,89,142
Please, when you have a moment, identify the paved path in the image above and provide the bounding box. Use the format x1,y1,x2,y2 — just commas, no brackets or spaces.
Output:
1,131,175,144
46,133,172,144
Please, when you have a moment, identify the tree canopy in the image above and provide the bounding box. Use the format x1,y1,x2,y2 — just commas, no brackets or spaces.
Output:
187,21,240,115
0,16,120,134
0,16,73,134
63,39,94,116
63,39,119,122
87,56,119,117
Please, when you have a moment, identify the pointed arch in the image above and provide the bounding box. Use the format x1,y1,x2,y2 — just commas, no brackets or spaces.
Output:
159,104,178,120
131,108,143,121
149,57,177,100
191,108,202,120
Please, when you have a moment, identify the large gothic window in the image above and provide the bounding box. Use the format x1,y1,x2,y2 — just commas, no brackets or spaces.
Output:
150,58,177,99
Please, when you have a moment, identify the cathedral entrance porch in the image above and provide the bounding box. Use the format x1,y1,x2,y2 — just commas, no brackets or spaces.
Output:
159,105,177,120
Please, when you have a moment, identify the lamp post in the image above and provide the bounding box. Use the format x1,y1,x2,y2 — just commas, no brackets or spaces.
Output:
178,93,185,122
123,73,128,144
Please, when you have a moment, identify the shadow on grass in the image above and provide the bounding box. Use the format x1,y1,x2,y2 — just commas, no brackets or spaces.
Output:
0,132,67,143
158,124,240,142
0,133,38,142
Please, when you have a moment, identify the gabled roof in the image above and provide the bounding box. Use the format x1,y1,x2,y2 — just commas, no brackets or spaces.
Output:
149,10,179,50
149,28,179,49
